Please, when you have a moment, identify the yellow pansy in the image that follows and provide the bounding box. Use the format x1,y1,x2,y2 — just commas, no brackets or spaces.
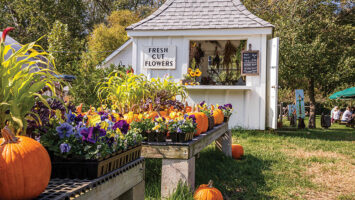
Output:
100,121,109,130
88,115,101,127
152,124,161,131
138,114,143,121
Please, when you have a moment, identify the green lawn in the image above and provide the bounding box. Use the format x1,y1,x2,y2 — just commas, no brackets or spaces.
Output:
145,118,355,200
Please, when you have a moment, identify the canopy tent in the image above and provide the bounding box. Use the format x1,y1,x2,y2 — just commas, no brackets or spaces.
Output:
329,87,355,99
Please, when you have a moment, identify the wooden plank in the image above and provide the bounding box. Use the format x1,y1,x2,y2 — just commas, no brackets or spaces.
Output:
142,145,189,159
75,162,145,200
142,123,228,159
189,123,228,158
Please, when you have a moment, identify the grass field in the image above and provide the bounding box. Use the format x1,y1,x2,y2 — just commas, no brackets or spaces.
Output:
145,117,355,200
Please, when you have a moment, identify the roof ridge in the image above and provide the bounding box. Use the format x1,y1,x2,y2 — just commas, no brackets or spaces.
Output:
126,0,175,30
231,0,272,27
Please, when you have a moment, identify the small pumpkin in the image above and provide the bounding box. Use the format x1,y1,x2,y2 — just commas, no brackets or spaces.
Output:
0,126,51,200
189,112,204,136
232,144,244,159
194,180,223,200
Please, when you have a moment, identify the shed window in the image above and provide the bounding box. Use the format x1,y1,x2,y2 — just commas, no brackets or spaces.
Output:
187,40,247,86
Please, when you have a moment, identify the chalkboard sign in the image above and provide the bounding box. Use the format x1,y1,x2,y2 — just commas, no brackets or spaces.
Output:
241,50,259,76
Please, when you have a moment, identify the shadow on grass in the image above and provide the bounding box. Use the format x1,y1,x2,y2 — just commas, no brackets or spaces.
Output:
276,128,355,142
196,148,272,200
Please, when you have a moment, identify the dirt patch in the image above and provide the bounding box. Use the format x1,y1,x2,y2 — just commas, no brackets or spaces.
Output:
283,147,355,200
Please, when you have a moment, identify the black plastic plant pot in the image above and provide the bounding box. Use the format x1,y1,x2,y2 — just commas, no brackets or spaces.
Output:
170,132,178,142
178,132,187,142
224,116,229,123
50,146,142,180
157,132,167,142
148,132,156,142
208,116,215,130
142,132,148,141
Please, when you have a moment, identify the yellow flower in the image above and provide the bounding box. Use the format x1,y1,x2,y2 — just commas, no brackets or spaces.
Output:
102,104,107,110
88,115,101,127
138,114,143,121
152,124,161,131
100,121,109,130
156,117,164,122
97,107,102,112
185,83,188,85
115,128,124,139
195,69,202,77
189,71,196,77
188,68,192,73
90,107,96,113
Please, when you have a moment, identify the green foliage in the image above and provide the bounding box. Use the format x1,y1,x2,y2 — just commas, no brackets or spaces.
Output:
48,20,84,74
97,72,186,113
70,64,127,108
86,10,139,66
0,0,87,47
243,0,354,96
0,41,61,133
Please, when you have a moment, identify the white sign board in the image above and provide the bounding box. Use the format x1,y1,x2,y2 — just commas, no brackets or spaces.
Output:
143,46,176,69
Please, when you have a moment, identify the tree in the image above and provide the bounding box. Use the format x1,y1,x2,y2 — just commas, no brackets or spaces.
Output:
243,0,354,128
0,0,87,47
48,21,84,74
86,10,139,66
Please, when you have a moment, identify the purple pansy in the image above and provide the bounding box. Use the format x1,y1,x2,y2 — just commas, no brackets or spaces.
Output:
60,143,71,153
56,123,74,139
75,114,83,123
111,114,116,122
112,120,129,134
199,101,206,107
188,115,196,123
66,110,76,124
101,113,109,121
224,104,232,109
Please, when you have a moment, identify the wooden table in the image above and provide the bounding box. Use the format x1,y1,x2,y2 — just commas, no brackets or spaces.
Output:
142,123,231,198
36,158,145,200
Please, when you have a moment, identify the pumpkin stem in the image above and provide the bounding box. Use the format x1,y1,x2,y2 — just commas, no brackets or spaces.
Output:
1,126,19,145
208,180,214,188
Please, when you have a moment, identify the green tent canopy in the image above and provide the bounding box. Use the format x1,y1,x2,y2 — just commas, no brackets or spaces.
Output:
329,87,355,99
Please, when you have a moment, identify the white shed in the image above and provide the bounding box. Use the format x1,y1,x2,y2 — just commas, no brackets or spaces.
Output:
109,0,280,130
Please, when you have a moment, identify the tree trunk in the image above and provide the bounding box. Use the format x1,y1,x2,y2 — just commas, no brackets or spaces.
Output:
308,79,316,128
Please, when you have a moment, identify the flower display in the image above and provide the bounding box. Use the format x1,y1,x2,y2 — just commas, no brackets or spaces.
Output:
219,103,234,118
39,107,144,160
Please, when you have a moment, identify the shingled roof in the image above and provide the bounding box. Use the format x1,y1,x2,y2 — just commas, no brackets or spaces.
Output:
126,0,273,31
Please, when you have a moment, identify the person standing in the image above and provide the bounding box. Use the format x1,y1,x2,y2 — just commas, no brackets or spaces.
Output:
331,106,338,123
332,107,340,124
341,107,352,122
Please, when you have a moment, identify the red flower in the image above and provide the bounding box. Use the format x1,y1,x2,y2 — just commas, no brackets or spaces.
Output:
1,27,15,43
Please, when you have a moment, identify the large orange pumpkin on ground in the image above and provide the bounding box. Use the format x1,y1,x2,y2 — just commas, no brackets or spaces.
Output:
232,144,244,159
0,127,51,200
194,180,223,200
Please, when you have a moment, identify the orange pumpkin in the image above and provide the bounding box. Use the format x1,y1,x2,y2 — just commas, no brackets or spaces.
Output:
194,180,223,200
213,109,224,125
190,112,203,136
232,144,244,159
200,112,209,133
0,127,51,200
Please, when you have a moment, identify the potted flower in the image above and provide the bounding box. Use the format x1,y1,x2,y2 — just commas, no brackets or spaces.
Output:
130,118,154,141
219,104,233,122
37,107,143,179
152,117,168,142
199,101,214,130
168,120,179,142
177,115,197,142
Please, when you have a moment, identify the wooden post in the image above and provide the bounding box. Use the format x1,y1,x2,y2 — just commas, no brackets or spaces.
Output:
215,129,232,157
161,157,195,199
117,181,145,200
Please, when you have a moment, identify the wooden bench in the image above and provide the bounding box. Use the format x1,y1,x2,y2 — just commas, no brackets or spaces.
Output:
36,158,145,200
142,123,231,198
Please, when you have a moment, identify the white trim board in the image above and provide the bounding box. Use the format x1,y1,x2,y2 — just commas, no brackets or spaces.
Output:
127,28,273,37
